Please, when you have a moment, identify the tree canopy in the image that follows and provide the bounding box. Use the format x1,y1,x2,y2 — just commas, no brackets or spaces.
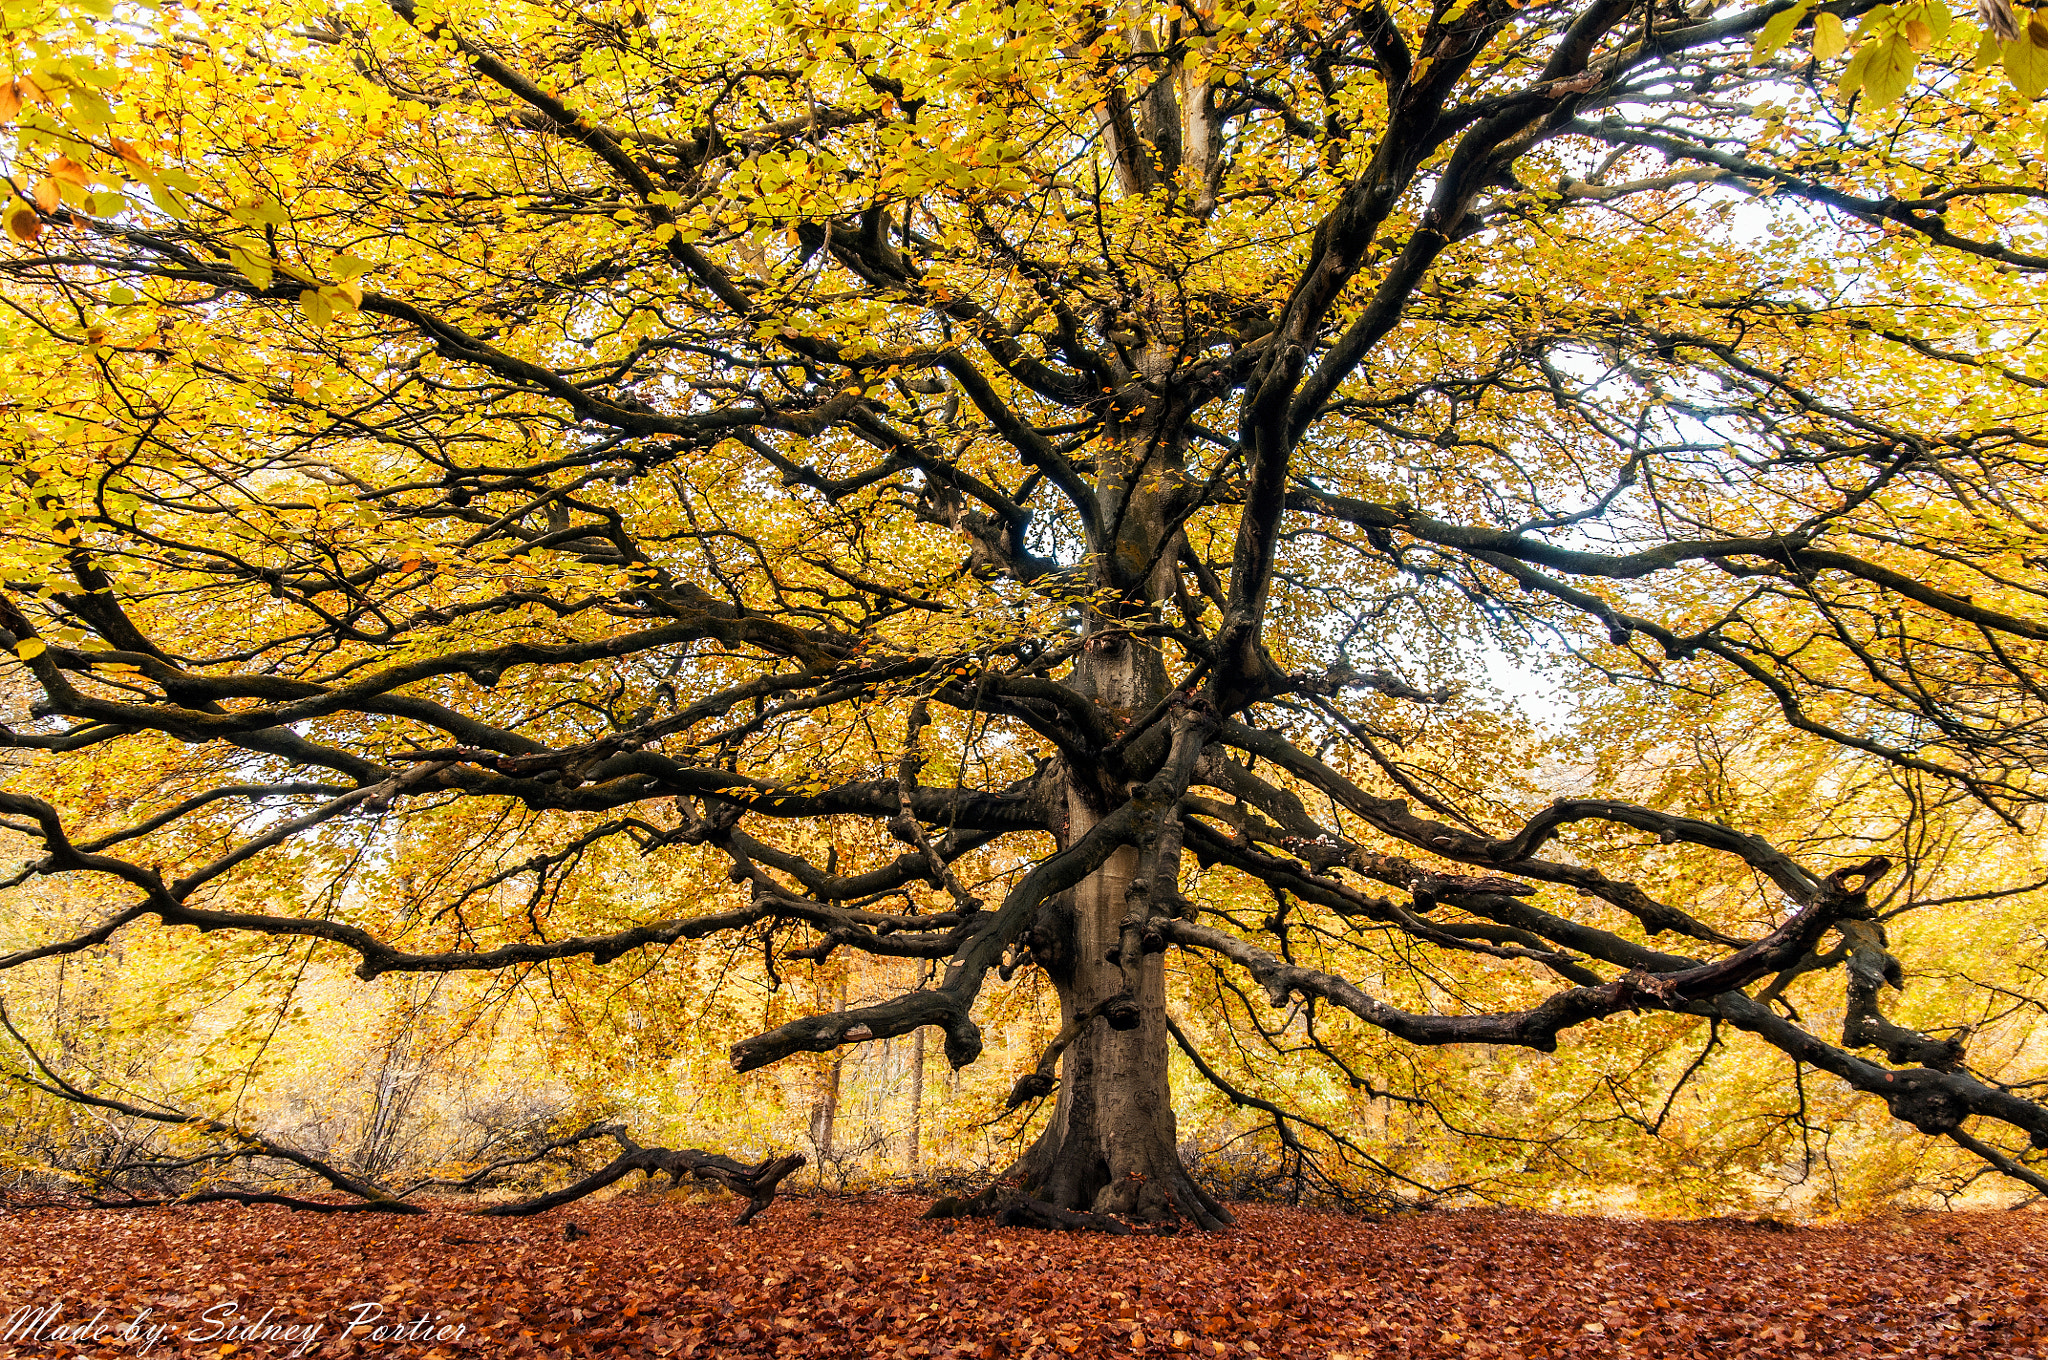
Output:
3,0,2047,1221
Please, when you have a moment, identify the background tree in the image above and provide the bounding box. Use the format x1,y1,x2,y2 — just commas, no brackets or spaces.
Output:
3,0,2047,1224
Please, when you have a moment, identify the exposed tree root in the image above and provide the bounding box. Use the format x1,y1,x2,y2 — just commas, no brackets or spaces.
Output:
922,1185,1142,1234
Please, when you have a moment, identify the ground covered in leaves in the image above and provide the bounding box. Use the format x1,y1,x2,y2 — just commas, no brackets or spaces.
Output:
0,1195,2041,1358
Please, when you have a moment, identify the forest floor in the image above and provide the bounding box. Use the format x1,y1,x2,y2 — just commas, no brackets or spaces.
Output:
0,1194,2042,1359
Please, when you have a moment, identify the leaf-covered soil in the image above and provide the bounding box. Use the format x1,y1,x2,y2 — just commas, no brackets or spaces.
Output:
0,1195,2041,1358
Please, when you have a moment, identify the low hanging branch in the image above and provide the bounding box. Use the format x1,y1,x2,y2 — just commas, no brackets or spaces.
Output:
0,1005,803,1225
474,1133,806,1227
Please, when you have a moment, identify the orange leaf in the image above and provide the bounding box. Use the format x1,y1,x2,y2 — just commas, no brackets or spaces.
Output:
3,198,41,244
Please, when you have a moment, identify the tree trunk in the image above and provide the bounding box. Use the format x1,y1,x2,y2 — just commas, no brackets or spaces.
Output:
906,1027,924,1175
1007,829,1230,1228
809,1054,842,1169
809,981,847,1176
1006,518,1232,1227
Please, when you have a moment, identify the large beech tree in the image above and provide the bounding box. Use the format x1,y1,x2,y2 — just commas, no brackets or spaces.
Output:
4,0,2048,1224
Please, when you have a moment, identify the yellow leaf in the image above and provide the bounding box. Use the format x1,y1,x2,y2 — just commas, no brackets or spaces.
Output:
2006,30,2048,97
1861,35,1918,104
151,183,192,222
1904,19,1932,49
299,288,335,326
1840,38,1876,94
14,639,47,660
1975,23,2004,67
1814,11,1848,58
226,245,274,290
1753,1,1810,60
69,89,112,130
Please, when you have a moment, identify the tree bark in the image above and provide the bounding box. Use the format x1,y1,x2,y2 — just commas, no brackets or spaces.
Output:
1006,826,1229,1228
907,1027,924,1174
809,980,847,1174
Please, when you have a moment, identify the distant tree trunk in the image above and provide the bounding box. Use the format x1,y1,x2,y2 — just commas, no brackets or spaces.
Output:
810,1053,844,1170
810,983,847,1175
906,1027,924,1175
